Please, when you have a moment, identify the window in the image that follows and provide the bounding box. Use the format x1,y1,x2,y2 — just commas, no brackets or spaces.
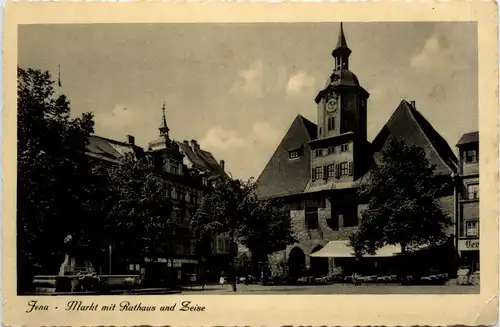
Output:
341,143,349,152
328,117,335,131
315,149,323,157
312,166,323,181
327,164,335,178
465,149,478,163
305,207,319,230
340,162,349,176
467,183,479,200
171,187,177,200
466,220,479,237
186,191,191,203
202,177,208,186
166,183,172,198
327,146,335,155
343,206,359,227
348,162,353,176
319,127,322,136
192,192,198,204
360,99,365,107
178,188,185,201
289,150,300,159
170,163,179,175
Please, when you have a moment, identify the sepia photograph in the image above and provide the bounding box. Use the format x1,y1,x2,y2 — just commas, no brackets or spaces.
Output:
3,2,498,326
16,21,481,295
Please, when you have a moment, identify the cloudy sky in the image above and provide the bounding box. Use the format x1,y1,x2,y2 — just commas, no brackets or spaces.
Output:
19,22,477,179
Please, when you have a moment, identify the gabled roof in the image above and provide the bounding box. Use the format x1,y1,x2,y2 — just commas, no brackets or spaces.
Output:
372,100,457,175
457,131,479,147
255,115,317,198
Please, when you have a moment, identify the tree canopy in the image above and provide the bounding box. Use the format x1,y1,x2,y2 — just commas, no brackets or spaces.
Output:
17,68,98,291
103,154,189,264
192,176,295,290
349,138,454,257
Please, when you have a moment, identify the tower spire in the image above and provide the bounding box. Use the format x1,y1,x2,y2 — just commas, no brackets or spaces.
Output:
332,22,352,70
159,102,170,138
336,22,348,49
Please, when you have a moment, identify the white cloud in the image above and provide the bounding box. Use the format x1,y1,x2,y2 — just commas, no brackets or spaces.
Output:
286,71,316,96
200,122,284,179
410,35,441,70
230,60,264,97
200,126,249,150
410,32,469,74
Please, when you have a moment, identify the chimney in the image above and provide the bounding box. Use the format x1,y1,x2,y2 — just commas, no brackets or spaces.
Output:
127,135,135,145
410,100,416,109
190,139,200,152
183,140,190,146
220,160,225,171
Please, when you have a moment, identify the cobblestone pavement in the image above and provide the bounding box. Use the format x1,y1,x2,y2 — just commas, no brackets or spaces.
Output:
181,283,480,294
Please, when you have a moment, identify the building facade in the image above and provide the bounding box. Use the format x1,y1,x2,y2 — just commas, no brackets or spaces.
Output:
455,132,480,272
256,23,458,279
85,104,228,284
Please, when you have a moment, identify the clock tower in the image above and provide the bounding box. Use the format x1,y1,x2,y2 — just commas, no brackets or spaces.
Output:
309,23,370,183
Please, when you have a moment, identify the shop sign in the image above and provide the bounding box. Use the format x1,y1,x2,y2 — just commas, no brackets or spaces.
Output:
458,239,479,251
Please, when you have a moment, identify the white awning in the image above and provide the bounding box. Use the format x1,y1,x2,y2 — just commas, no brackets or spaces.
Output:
310,241,401,258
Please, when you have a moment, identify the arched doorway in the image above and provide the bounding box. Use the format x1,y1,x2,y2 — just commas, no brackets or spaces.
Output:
288,247,306,279
310,245,329,277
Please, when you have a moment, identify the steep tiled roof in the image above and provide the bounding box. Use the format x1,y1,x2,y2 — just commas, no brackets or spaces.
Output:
176,141,226,176
457,131,479,146
372,100,457,175
255,115,317,198
86,135,139,163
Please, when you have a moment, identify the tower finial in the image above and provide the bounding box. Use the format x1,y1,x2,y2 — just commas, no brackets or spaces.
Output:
159,102,170,137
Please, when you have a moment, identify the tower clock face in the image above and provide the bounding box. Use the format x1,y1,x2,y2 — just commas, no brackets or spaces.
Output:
326,95,339,113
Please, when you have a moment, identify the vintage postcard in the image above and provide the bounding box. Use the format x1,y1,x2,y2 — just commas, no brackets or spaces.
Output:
2,1,499,326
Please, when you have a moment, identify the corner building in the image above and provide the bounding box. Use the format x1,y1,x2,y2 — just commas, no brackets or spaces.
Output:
255,23,458,279
455,132,479,272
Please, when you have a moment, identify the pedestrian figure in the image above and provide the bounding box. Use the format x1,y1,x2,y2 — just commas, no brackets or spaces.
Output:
219,272,226,287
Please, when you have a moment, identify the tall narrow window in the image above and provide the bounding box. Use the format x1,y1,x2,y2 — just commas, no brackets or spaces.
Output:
328,117,335,131
305,207,319,230
315,149,323,157
343,205,359,228
348,162,353,176
327,164,335,178
341,143,349,152
314,166,323,180
340,162,349,176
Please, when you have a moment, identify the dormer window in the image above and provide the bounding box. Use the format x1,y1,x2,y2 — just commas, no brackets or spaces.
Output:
289,149,301,159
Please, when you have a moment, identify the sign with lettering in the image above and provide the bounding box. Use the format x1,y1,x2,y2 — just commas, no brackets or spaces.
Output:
458,239,479,251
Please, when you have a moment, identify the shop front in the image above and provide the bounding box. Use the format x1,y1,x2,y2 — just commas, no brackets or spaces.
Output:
458,239,479,272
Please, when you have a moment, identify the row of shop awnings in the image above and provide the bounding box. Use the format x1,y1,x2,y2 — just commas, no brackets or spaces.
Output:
310,241,402,258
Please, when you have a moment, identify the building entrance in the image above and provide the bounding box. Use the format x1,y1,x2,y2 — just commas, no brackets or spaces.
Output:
288,247,306,278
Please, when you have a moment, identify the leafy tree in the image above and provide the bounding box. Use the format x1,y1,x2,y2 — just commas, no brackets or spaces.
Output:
103,154,190,274
349,138,453,260
17,68,98,292
240,195,295,284
192,176,294,291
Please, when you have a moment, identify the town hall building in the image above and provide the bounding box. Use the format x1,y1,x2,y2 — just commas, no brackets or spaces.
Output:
255,23,459,279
